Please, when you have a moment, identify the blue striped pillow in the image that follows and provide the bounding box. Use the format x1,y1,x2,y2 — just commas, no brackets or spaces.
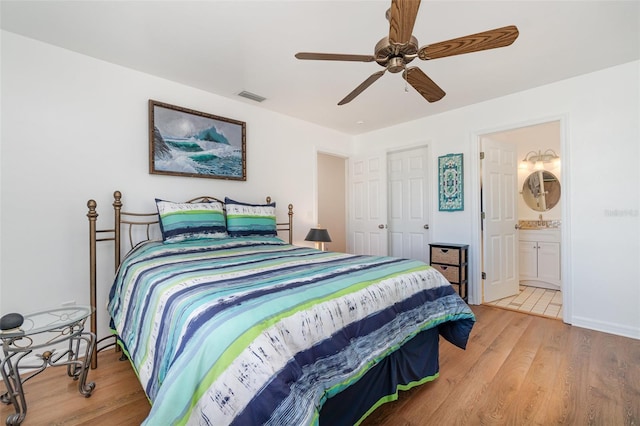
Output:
224,198,277,237
156,199,227,243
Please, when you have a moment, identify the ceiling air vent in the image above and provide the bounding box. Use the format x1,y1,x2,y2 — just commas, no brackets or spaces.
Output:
238,91,266,103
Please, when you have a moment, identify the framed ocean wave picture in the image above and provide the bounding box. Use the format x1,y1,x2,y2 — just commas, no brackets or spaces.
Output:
438,153,464,211
149,100,246,180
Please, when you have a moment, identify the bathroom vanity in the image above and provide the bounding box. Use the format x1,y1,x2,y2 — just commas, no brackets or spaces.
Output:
518,228,561,290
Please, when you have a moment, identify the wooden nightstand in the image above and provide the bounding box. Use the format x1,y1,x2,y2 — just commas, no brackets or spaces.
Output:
429,243,469,302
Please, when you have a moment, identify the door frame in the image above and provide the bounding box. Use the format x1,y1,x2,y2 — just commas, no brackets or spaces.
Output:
468,115,572,323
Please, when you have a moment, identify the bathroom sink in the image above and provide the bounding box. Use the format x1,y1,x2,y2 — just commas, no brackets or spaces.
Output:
517,220,561,230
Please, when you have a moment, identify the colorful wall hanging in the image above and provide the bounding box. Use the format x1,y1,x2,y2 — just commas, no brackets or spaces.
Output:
438,153,464,211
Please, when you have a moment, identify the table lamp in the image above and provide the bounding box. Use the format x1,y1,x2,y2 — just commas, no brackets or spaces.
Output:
305,227,332,251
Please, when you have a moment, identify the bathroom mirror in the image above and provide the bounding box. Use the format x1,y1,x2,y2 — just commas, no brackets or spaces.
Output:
522,170,561,211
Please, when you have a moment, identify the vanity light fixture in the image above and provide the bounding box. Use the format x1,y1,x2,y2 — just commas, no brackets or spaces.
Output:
520,149,560,170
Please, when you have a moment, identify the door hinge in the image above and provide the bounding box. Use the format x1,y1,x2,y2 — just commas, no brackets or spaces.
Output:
481,212,486,220
480,151,485,160
482,272,487,280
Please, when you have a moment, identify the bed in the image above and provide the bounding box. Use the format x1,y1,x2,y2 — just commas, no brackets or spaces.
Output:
87,191,475,425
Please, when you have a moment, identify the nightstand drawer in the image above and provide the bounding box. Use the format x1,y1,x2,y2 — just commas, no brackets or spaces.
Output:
429,243,469,302
430,247,461,265
432,264,463,283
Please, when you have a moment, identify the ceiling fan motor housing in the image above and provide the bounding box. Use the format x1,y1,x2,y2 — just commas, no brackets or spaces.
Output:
375,36,418,73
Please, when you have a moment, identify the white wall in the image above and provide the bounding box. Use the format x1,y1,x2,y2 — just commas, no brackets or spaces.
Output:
0,31,351,336
353,61,640,339
2,30,638,340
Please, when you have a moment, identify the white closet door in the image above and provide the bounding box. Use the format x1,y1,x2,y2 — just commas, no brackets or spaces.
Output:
387,147,430,262
348,154,388,256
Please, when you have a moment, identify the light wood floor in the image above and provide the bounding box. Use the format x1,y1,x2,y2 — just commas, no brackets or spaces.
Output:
2,305,638,425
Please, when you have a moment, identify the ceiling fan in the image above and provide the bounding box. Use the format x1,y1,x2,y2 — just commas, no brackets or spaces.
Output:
295,0,519,105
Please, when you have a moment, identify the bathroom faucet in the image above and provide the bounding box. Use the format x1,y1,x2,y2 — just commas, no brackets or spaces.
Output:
538,214,543,226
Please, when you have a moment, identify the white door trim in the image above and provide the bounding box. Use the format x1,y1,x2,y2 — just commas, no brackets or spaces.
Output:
469,115,572,323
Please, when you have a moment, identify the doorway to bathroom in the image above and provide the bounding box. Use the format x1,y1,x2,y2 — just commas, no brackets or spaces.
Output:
479,120,563,320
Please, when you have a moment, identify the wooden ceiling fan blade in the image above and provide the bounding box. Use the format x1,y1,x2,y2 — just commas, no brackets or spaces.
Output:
338,70,386,105
388,0,421,45
403,67,445,103
295,52,375,62
418,25,519,60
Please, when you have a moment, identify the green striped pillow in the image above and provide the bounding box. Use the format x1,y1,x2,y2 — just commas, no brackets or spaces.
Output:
156,199,227,243
224,198,277,237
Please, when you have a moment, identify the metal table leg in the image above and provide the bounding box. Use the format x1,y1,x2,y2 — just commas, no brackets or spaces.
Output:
0,331,97,425
0,351,29,426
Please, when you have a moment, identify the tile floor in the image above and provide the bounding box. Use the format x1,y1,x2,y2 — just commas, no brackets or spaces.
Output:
486,285,563,319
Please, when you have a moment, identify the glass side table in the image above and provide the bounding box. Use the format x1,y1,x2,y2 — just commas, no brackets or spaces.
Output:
0,306,96,426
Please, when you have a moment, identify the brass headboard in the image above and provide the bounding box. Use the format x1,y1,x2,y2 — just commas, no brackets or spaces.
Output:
86,190,294,368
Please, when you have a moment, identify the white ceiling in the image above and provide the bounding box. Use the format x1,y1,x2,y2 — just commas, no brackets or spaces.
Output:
2,1,638,135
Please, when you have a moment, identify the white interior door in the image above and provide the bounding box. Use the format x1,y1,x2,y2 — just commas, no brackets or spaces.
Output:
387,147,430,262
482,137,519,302
348,155,388,256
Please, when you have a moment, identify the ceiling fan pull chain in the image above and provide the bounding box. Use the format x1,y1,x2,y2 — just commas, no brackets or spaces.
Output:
403,64,408,92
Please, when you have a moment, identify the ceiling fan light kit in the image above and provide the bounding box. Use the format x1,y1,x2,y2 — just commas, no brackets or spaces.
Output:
295,0,519,106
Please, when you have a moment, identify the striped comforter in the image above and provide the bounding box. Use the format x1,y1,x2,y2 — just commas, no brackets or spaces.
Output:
108,237,475,425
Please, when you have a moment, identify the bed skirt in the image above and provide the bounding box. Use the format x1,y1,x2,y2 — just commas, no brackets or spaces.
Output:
320,326,440,425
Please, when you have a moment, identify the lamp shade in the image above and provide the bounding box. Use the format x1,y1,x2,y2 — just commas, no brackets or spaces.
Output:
305,228,332,243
